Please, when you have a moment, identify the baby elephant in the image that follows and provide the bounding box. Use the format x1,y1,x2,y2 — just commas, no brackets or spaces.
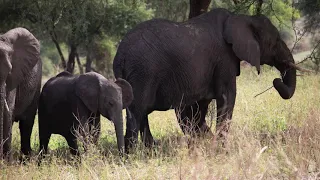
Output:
38,71,133,156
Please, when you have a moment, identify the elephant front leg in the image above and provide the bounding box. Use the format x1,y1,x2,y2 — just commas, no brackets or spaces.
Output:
175,99,213,137
216,90,236,140
140,116,156,148
18,104,37,158
90,115,101,145
3,92,15,161
19,118,34,156
3,109,12,161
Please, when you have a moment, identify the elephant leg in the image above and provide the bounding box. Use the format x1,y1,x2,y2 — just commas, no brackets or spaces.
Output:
90,115,101,145
71,99,95,148
38,132,50,165
19,119,34,156
124,107,140,153
140,115,155,148
175,99,212,136
18,98,38,156
3,110,12,161
38,103,51,157
216,84,236,139
3,91,15,161
194,99,213,136
66,133,79,156
39,132,51,155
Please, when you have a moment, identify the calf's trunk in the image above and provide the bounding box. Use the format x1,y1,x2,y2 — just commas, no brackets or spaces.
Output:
114,111,124,156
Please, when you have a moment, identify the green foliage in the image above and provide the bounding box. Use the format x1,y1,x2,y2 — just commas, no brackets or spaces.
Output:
91,35,118,78
103,1,154,38
40,41,68,76
145,0,189,22
0,0,154,77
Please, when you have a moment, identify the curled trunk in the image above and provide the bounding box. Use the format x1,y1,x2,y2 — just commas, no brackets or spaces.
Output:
273,41,297,99
273,65,296,99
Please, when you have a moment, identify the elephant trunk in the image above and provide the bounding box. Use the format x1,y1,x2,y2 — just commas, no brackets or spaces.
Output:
114,110,124,156
273,42,297,99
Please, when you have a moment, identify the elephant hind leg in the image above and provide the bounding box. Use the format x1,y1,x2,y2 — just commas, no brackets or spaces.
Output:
39,132,51,155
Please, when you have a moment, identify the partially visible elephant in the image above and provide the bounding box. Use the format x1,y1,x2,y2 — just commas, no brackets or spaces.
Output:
113,8,304,152
0,27,42,160
38,71,133,156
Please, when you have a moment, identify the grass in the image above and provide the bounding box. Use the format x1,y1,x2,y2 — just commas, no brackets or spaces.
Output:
1,66,320,179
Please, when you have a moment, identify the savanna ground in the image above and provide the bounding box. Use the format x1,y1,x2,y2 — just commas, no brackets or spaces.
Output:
1,52,320,179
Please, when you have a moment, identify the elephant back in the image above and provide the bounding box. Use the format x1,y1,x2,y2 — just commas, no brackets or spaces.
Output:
40,72,77,113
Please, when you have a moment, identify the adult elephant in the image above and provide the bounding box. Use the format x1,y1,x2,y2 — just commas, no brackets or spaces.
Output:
113,8,302,151
0,27,42,160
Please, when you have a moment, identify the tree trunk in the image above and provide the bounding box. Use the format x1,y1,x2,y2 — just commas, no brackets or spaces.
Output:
232,0,239,5
189,0,211,19
85,47,92,73
49,31,67,69
76,53,83,74
66,45,77,74
256,0,263,15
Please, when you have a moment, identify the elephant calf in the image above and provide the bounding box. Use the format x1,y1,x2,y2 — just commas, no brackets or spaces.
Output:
38,71,133,156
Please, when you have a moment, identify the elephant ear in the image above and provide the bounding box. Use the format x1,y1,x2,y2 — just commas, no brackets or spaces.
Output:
75,73,100,113
114,78,133,109
2,27,40,90
223,15,261,74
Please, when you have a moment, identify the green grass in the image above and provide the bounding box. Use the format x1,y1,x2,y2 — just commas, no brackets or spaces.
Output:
1,66,320,179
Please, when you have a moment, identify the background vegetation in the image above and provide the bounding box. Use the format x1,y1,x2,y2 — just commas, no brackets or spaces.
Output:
0,0,320,179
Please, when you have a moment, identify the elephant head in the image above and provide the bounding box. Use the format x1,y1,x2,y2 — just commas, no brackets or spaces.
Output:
0,28,40,157
223,14,301,99
75,72,133,154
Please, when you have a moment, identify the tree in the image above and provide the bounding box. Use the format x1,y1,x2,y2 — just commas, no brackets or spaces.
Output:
0,0,153,75
189,0,212,19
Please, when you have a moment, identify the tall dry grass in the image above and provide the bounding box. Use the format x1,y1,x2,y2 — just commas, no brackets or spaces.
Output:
1,66,320,179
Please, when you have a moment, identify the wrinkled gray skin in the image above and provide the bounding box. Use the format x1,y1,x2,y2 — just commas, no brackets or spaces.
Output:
113,8,297,152
0,27,42,160
38,71,133,156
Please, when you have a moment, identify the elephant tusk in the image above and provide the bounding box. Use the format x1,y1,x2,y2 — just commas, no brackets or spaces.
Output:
288,62,314,73
4,99,9,113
